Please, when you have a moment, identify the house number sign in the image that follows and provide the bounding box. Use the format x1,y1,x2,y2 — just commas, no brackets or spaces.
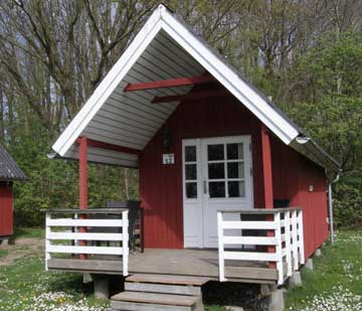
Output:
162,153,175,165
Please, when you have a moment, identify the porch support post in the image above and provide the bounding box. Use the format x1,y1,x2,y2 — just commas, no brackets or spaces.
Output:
79,136,88,210
79,136,88,260
261,125,274,209
261,125,275,268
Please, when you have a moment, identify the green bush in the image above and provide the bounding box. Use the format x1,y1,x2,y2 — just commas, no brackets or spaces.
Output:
10,132,138,228
333,178,362,228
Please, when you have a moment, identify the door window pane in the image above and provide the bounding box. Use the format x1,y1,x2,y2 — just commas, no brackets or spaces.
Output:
185,146,196,162
208,163,225,179
185,164,197,180
228,181,245,197
209,182,225,198
208,144,224,161
186,182,197,198
227,143,244,160
227,162,244,179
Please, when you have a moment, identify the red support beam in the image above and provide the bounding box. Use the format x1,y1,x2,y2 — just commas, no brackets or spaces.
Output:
151,89,229,103
78,136,88,260
76,138,142,156
261,125,275,268
79,136,88,210
124,74,215,92
261,125,274,209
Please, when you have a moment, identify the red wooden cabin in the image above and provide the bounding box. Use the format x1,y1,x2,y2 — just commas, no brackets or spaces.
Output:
0,145,26,244
46,5,340,308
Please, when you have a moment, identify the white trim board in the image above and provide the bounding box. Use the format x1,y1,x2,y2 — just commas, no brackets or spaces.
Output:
52,4,339,172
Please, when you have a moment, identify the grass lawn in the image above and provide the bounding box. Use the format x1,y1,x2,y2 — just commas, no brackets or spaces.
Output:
11,227,45,240
285,230,362,311
0,228,110,311
0,228,361,311
0,249,8,258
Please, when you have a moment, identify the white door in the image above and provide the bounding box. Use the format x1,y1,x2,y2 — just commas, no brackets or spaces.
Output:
183,136,254,248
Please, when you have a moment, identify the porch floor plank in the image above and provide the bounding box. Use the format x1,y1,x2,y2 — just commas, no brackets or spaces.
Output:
47,248,278,283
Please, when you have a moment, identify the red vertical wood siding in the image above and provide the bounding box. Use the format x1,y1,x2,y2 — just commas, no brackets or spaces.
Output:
0,182,14,237
139,89,329,257
271,136,329,258
139,95,265,248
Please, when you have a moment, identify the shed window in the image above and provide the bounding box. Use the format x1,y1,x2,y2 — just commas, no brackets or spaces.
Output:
186,182,197,199
185,146,196,162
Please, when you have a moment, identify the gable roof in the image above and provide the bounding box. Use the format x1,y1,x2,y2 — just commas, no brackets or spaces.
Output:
0,145,27,181
52,4,340,172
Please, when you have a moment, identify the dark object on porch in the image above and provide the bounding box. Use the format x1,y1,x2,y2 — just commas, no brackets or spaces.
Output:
238,202,288,251
88,201,143,252
273,199,290,208
107,200,143,252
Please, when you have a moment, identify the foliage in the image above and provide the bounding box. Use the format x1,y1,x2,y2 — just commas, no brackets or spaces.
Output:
281,31,362,174
334,178,362,228
279,31,362,228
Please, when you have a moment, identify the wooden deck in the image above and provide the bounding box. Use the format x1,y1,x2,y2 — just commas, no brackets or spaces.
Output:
47,248,278,284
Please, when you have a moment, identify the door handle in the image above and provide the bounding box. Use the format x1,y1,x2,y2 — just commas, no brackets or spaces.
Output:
203,180,207,194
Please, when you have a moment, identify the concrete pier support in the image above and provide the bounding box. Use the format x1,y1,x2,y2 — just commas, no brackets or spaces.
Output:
94,278,109,299
304,258,314,271
260,284,276,297
83,273,93,284
314,248,322,257
288,271,302,288
268,289,285,311
0,238,9,246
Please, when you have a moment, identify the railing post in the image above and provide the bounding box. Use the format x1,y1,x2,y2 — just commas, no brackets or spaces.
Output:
45,212,51,271
274,212,283,284
73,213,79,246
284,211,292,277
297,210,305,264
122,210,129,277
217,211,226,282
291,210,299,270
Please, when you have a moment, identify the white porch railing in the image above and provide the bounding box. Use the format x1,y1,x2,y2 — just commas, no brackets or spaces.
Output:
45,208,129,276
217,208,304,285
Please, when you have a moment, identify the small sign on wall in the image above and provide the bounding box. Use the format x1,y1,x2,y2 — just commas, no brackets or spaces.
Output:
162,153,175,165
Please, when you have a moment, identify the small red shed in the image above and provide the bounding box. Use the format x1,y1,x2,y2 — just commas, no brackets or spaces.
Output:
0,145,26,244
49,4,340,287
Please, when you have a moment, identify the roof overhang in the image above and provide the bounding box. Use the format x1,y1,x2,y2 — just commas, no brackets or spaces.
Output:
290,137,341,173
52,4,340,172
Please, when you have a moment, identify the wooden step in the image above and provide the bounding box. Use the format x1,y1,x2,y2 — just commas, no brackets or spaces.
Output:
126,273,210,286
125,281,202,296
112,291,199,306
111,291,203,311
112,301,193,311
